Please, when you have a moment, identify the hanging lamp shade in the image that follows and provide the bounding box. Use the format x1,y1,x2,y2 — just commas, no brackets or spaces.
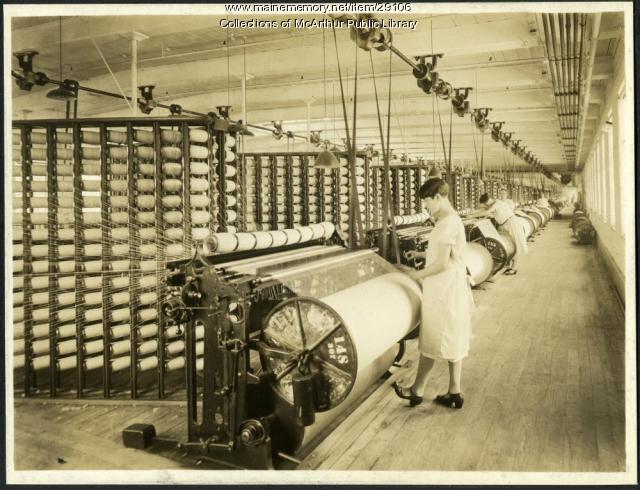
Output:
315,149,339,169
46,81,76,101
238,127,255,137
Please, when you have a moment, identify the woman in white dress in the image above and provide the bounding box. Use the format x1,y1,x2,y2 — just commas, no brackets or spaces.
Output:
478,193,528,275
393,178,474,409
499,189,516,211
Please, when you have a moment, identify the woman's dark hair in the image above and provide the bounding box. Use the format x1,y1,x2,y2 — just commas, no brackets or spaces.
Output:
479,193,490,204
419,177,449,199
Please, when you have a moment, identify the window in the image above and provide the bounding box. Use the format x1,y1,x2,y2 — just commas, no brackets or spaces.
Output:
617,82,626,237
605,111,615,227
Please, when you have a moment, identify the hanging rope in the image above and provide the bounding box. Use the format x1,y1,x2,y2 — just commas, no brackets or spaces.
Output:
349,40,365,246
435,97,450,173
448,100,453,180
331,26,364,247
471,125,479,172
369,50,400,264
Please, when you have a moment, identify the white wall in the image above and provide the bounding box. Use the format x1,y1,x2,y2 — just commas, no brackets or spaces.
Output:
579,34,629,304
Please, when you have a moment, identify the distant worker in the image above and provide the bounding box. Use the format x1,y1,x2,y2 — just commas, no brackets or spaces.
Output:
536,193,550,207
499,189,516,211
472,193,528,275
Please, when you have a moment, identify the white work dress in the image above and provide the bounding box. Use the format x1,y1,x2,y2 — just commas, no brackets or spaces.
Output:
492,200,529,256
419,214,475,362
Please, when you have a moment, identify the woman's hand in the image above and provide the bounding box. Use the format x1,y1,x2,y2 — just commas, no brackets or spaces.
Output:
410,243,452,280
395,263,414,273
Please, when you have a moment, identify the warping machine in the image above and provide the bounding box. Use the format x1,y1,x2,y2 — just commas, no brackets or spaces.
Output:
462,218,517,276
11,115,548,401
123,222,421,469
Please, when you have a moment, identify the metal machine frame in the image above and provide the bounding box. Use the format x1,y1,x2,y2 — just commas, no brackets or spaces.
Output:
123,232,366,469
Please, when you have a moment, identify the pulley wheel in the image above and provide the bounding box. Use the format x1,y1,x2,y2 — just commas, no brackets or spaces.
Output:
260,297,358,412
482,237,508,275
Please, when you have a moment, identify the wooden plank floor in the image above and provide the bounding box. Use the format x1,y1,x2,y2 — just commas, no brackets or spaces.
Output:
12,214,626,472
301,214,626,471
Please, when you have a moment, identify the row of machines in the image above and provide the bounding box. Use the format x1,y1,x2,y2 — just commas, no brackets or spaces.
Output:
367,202,556,281
571,207,596,244
122,200,557,469
11,115,550,400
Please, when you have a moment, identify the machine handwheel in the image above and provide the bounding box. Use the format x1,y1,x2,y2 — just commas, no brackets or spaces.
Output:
259,297,358,412
482,237,508,275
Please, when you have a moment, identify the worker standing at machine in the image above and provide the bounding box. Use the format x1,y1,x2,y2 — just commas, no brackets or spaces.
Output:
500,188,516,211
536,193,550,207
474,193,528,275
393,178,474,409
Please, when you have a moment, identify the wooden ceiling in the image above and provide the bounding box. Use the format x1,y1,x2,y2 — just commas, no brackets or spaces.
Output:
10,10,624,173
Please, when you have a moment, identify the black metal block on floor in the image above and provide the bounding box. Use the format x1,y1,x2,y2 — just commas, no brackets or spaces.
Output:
122,424,156,449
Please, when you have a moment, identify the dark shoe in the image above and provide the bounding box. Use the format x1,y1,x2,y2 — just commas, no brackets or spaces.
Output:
434,392,464,409
392,381,423,407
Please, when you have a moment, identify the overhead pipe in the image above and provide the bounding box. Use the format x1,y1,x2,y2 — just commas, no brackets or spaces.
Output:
542,13,586,169
345,15,559,183
576,13,601,169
